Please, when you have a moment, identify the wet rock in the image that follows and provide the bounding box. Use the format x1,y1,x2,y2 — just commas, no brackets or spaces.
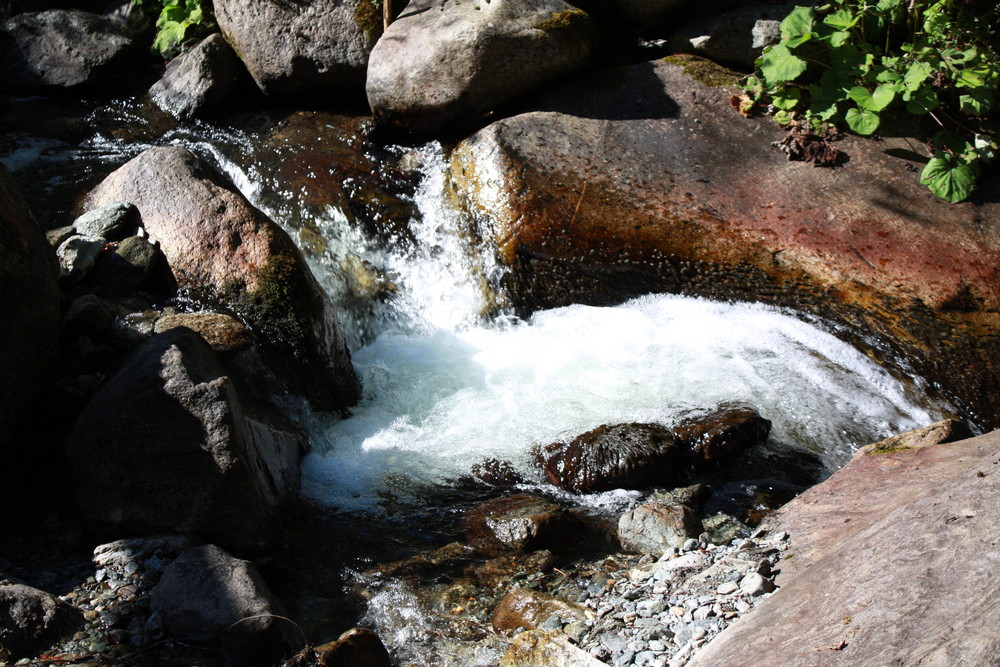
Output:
858,418,972,456
500,629,607,667
538,422,685,493
366,0,598,133
449,57,1000,430
618,502,703,555
462,493,585,557
153,312,250,353
214,0,378,97
313,627,391,667
72,201,135,240
56,235,103,285
0,9,134,89
0,163,59,456
150,544,295,666
374,542,477,579
149,33,253,121
647,483,711,511
86,146,359,411
0,583,82,661
475,550,558,589
63,327,305,552
672,404,771,475
491,588,588,635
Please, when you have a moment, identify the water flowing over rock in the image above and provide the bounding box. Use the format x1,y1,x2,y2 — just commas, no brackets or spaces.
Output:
0,583,82,662
450,57,1000,430
689,428,1000,666
86,146,359,411
150,544,295,665
366,0,598,133
0,9,134,89
63,327,305,553
0,164,59,457
148,32,253,121
214,0,379,97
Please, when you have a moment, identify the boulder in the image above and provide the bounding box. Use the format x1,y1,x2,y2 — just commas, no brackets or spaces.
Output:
149,32,253,121
55,234,103,285
86,146,359,411
313,627,391,667
0,9,133,89
490,588,588,635
538,422,685,493
664,3,789,70
154,312,251,353
150,544,295,666
63,327,306,553
72,201,136,240
96,234,164,293
462,493,584,556
688,428,1000,666
450,57,1000,430
0,164,59,457
672,404,771,475
0,583,82,661
366,0,598,133
499,629,607,667
617,501,703,554
214,0,378,97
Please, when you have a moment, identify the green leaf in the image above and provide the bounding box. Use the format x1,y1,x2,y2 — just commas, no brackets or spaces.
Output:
772,87,803,110
760,44,808,83
905,85,938,114
960,88,994,115
902,61,932,91
829,30,851,47
845,106,880,134
780,6,816,40
920,152,979,203
831,44,864,76
871,83,896,110
823,9,856,31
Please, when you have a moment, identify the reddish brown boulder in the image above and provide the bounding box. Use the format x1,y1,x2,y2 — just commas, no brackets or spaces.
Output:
688,427,1000,666
450,57,1000,429
673,403,771,474
462,493,583,557
313,628,391,667
490,588,588,635
87,146,358,411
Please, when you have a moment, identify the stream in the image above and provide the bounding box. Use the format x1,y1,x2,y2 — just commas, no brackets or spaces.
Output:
1,93,957,664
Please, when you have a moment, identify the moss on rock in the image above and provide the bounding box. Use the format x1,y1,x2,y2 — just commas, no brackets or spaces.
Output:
662,54,740,88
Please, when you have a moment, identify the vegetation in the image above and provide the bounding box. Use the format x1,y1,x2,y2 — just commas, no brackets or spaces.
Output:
743,0,1000,202
131,0,217,59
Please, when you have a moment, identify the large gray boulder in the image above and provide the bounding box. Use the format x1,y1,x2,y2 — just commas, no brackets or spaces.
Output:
0,9,133,89
0,583,82,662
0,164,59,457
149,32,252,121
151,544,295,665
366,0,598,133
87,146,359,411
214,0,379,96
63,327,305,553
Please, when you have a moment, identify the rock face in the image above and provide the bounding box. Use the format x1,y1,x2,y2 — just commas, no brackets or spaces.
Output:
149,33,252,121
689,428,1000,666
63,327,305,553
150,544,295,665
450,58,1000,429
214,0,378,96
0,9,133,89
462,493,584,556
538,406,770,493
0,164,59,457
0,584,82,662
366,0,598,133
86,146,359,411
617,501,703,554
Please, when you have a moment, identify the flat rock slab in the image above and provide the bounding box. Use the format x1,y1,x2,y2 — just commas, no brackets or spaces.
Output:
689,429,1000,666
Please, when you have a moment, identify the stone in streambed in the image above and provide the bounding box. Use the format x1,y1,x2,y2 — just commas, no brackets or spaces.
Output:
366,0,598,133
500,629,607,667
86,146,359,411
151,544,295,666
618,502,703,555
491,588,588,635
462,493,584,557
0,583,82,662
672,403,771,476
312,627,391,667
72,201,136,240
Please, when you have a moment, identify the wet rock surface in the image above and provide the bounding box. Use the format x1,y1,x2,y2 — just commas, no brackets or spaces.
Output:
462,493,586,557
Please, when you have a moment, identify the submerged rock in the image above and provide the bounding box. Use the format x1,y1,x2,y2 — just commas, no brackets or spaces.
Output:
366,0,598,133
151,544,295,665
214,0,378,96
86,146,359,411
63,327,305,552
0,9,134,89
